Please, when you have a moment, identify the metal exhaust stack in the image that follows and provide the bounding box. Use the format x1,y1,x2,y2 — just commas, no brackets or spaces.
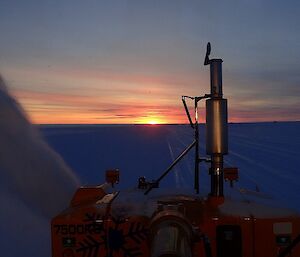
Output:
145,43,228,197
205,43,228,197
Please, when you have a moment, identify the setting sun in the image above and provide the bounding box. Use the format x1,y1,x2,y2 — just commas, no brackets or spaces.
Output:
148,120,158,125
135,116,167,125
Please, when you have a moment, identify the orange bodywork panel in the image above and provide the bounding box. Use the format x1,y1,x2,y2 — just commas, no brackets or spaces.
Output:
52,185,300,257
70,186,107,207
52,184,150,257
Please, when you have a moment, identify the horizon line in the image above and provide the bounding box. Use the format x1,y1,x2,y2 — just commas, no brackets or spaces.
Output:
36,120,300,126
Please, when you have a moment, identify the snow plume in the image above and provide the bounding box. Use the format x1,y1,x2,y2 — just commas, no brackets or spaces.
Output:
0,75,80,257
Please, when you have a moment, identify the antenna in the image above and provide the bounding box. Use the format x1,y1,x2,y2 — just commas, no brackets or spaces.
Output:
204,42,211,65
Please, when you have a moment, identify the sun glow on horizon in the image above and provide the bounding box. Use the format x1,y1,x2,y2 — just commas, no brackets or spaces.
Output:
148,120,158,125
135,115,167,125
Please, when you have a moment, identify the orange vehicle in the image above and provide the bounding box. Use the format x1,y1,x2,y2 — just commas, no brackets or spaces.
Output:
51,43,300,257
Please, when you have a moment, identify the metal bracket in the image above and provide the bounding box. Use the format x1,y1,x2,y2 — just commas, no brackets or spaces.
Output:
182,96,194,129
199,158,211,163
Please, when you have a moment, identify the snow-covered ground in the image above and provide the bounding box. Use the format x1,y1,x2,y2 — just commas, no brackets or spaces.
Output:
2,122,300,257
41,122,300,211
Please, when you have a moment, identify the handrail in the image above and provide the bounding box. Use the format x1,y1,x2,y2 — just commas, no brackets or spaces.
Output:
144,140,196,195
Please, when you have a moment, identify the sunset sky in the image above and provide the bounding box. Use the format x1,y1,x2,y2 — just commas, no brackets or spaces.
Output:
0,0,299,124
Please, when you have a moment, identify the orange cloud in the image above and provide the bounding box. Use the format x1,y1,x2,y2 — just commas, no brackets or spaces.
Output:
4,65,299,124
12,88,186,124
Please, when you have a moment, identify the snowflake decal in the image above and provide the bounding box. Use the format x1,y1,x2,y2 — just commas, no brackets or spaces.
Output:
76,214,148,257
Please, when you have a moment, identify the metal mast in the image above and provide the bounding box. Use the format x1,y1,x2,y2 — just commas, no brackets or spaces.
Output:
145,43,228,197
204,43,228,197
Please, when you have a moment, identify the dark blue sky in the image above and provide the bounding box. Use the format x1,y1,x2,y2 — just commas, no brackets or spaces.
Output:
0,0,299,123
